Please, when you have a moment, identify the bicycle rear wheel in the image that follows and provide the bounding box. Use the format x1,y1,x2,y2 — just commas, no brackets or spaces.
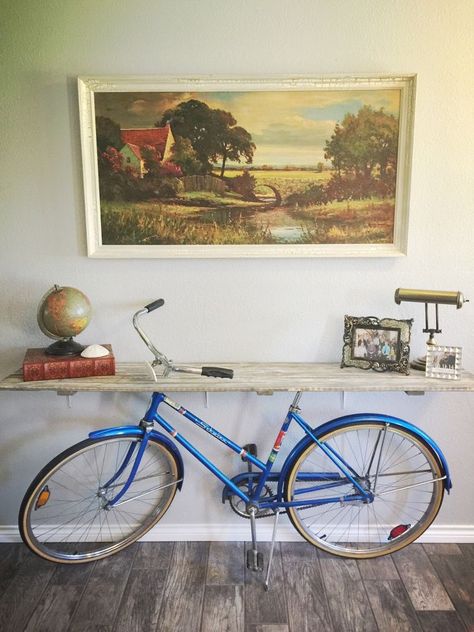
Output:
19,434,180,563
284,421,444,558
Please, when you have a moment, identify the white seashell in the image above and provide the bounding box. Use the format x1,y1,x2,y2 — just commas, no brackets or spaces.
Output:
81,344,110,358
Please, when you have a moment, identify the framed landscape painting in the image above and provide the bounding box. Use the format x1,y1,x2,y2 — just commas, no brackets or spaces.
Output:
78,74,416,258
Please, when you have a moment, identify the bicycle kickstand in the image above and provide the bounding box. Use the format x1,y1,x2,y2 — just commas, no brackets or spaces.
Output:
247,506,264,573
264,508,281,591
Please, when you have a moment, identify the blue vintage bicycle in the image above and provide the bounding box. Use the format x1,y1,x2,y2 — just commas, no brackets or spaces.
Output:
19,299,451,586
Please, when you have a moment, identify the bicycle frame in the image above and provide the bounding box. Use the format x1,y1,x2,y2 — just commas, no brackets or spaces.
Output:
95,390,373,510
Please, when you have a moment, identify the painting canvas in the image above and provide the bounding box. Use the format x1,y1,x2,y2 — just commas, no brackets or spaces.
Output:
78,75,415,258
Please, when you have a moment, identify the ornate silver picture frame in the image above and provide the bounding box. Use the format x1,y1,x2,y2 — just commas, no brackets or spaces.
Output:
341,315,413,374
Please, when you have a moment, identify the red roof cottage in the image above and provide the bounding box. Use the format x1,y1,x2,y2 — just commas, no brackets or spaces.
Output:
119,125,175,177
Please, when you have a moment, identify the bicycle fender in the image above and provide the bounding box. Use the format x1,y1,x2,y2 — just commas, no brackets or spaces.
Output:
277,413,451,500
89,426,184,490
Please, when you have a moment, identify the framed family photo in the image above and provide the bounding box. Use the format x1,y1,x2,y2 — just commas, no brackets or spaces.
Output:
426,345,462,380
341,315,413,374
78,74,416,259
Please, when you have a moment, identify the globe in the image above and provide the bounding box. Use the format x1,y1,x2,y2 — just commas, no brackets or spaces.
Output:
37,285,92,355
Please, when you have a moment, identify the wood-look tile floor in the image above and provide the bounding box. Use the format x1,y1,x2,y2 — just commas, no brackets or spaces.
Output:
0,541,472,631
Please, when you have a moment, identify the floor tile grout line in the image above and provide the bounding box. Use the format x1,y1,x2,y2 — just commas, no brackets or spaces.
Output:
154,541,176,632
110,543,141,632
315,549,340,632
277,543,292,632
362,576,426,632
424,548,471,631
359,573,381,632
390,550,427,630
21,558,58,632
391,545,459,626
199,542,211,632
65,559,98,632
421,546,456,611
0,544,22,598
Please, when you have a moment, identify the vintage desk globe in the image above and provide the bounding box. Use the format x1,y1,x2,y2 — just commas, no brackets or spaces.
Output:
37,285,92,355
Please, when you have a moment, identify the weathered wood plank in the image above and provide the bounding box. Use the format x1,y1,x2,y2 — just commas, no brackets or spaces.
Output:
207,541,245,585
114,568,167,632
458,543,474,563
24,562,94,632
428,549,474,630
280,542,333,632
0,551,57,632
132,541,174,570
244,542,288,628
0,543,31,594
247,626,289,632
417,610,467,632
68,545,137,632
392,544,455,611
318,553,378,631
2,362,474,393
156,541,209,632
201,585,244,632
357,554,399,580
423,543,462,556
363,579,422,631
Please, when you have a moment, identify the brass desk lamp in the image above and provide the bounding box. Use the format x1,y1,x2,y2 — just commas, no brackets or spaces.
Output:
394,288,468,370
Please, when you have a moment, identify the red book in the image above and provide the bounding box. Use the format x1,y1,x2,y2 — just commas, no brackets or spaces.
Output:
23,346,115,381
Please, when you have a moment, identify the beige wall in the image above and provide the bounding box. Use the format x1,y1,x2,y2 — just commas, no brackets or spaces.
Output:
1,1,473,534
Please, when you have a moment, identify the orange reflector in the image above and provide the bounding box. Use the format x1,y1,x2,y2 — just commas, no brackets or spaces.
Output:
35,486,50,510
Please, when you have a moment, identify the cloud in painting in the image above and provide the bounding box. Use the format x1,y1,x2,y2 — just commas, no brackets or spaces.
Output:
95,92,194,127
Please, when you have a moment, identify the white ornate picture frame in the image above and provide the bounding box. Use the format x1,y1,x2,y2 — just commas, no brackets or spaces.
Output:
78,74,416,258
426,345,462,380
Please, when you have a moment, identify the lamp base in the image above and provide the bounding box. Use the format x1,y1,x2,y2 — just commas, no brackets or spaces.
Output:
410,356,427,371
45,338,85,356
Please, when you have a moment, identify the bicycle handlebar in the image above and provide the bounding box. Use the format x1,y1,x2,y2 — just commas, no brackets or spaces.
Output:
202,367,234,379
133,300,234,380
144,298,165,312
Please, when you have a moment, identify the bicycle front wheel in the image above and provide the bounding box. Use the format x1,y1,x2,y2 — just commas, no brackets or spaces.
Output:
284,421,444,558
19,434,180,563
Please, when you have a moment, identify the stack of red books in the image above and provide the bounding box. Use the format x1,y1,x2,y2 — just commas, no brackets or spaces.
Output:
23,345,115,381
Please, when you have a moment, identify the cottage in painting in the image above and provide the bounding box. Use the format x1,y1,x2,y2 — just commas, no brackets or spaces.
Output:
119,125,175,177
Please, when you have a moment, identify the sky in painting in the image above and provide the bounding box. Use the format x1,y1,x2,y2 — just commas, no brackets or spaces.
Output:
95,89,400,167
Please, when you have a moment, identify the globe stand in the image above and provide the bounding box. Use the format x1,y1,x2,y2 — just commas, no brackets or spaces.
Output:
45,338,85,356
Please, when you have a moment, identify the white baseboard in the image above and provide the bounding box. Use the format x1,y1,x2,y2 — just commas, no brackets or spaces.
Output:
2,523,473,543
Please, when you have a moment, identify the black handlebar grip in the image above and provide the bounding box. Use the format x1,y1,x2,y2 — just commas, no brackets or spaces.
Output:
144,299,165,312
201,367,234,379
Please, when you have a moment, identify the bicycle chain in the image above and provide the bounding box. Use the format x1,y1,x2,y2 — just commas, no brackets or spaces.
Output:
228,482,289,518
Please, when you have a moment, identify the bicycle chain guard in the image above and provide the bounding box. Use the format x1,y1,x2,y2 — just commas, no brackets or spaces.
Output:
225,474,275,519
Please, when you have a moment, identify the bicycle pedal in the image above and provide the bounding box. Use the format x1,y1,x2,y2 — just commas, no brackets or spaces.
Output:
246,549,264,572
241,443,258,461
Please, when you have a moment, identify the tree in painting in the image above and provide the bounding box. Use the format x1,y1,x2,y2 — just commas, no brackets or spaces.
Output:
324,106,398,198
158,99,255,176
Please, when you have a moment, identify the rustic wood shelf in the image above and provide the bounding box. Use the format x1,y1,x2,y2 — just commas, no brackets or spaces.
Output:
1,362,474,395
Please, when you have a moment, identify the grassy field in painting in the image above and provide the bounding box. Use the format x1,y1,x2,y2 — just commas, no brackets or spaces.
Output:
101,169,394,246
222,168,331,198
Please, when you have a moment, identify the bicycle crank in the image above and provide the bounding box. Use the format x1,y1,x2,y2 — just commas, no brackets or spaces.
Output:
228,481,275,519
